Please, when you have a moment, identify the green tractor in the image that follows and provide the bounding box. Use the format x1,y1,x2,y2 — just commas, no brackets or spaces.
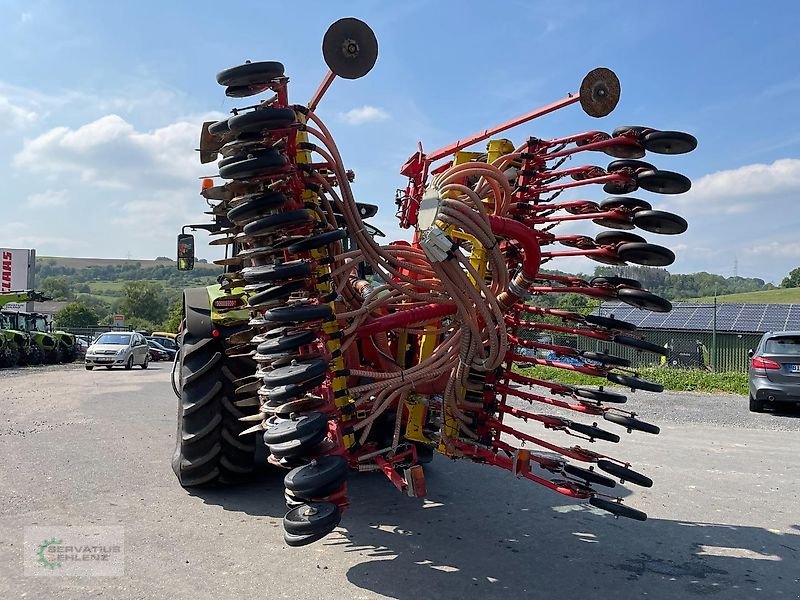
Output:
0,290,50,367
0,310,43,366
24,312,78,363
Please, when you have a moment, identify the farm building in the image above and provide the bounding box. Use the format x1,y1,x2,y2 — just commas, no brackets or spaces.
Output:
590,302,800,372
516,302,800,372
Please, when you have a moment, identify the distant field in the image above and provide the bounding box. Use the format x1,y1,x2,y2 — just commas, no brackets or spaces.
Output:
686,288,800,304
39,256,177,269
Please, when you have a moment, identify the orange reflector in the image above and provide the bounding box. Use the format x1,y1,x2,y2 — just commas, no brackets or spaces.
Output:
211,329,220,338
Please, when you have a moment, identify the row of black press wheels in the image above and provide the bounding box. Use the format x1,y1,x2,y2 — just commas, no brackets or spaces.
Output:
210,60,351,546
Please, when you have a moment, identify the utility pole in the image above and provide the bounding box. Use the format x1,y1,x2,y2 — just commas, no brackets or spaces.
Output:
712,287,718,372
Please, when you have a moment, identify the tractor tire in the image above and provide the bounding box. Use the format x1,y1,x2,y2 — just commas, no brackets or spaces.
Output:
7,348,19,367
171,287,258,487
46,348,62,364
62,346,78,363
28,346,44,366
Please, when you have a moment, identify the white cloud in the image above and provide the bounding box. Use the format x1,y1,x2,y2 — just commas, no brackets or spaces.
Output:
13,114,210,189
744,240,800,259
339,105,389,125
28,190,68,208
0,96,37,128
692,158,800,200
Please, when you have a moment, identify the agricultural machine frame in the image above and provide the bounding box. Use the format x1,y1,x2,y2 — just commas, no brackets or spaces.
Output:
172,18,696,546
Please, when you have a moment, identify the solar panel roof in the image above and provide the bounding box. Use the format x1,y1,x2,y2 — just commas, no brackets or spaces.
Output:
593,302,800,333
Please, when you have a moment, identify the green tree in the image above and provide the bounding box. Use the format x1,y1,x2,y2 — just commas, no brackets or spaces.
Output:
40,275,75,301
117,281,169,324
54,302,99,328
782,267,800,288
161,299,185,333
74,294,113,321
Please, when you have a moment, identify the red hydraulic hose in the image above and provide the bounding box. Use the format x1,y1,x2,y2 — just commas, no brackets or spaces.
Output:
356,302,457,337
487,215,541,278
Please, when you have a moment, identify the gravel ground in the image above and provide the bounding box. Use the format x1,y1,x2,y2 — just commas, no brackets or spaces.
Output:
1,364,799,599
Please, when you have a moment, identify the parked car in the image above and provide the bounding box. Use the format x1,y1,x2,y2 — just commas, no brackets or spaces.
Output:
85,332,150,370
149,333,179,351
748,331,800,412
75,338,89,358
147,339,174,361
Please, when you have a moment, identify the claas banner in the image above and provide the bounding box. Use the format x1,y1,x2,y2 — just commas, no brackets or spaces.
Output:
1,249,36,308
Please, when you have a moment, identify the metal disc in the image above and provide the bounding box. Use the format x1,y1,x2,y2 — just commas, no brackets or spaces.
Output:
580,67,621,118
322,18,378,80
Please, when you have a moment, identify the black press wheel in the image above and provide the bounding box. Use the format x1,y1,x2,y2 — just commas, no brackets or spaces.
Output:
264,304,333,324
257,330,317,356
599,197,652,212
283,502,341,537
216,61,285,87
563,464,617,488
228,107,297,135
606,159,656,173
287,230,348,254
243,209,314,237
208,119,230,136
218,150,288,180
567,421,621,443
242,260,313,285
617,287,672,312
263,412,328,446
580,351,631,368
617,242,675,267
589,275,642,289
589,496,647,521
260,374,327,405
583,314,638,331
262,358,330,387
606,372,664,393
227,192,289,225
248,281,307,307
604,411,661,434
573,387,628,404
632,209,688,235
597,459,653,488
612,125,655,138
641,130,697,155
602,179,638,195
284,456,348,498
594,231,646,247
613,334,668,356
636,169,692,195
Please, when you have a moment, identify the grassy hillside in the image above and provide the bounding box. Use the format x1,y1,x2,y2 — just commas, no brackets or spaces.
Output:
686,288,800,304
39,256,207,269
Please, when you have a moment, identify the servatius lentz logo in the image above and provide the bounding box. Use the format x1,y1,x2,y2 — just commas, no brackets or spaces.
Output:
24,526,125,576
36,538,63,570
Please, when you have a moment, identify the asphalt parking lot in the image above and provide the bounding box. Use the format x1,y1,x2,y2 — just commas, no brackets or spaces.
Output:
1,364,798,599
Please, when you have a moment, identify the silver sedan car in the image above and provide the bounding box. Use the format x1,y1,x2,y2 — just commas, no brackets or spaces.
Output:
749,331,800,412
85,332,150,370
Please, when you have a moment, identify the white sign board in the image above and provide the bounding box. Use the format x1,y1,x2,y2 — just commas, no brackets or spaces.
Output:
1,248,36,310
113,314,125,327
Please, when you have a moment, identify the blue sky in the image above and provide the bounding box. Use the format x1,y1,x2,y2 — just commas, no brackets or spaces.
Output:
2,1,799,283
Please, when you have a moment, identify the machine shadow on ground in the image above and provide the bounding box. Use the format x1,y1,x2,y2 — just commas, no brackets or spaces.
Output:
190,457,799,600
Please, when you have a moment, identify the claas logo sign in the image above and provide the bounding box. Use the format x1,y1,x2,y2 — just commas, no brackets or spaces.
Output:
2,251,12,292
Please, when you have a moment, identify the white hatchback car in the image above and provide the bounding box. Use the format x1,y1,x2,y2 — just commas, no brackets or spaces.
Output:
85,332,150,370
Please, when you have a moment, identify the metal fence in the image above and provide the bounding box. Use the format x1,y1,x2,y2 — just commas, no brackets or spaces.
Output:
517,327,762,373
